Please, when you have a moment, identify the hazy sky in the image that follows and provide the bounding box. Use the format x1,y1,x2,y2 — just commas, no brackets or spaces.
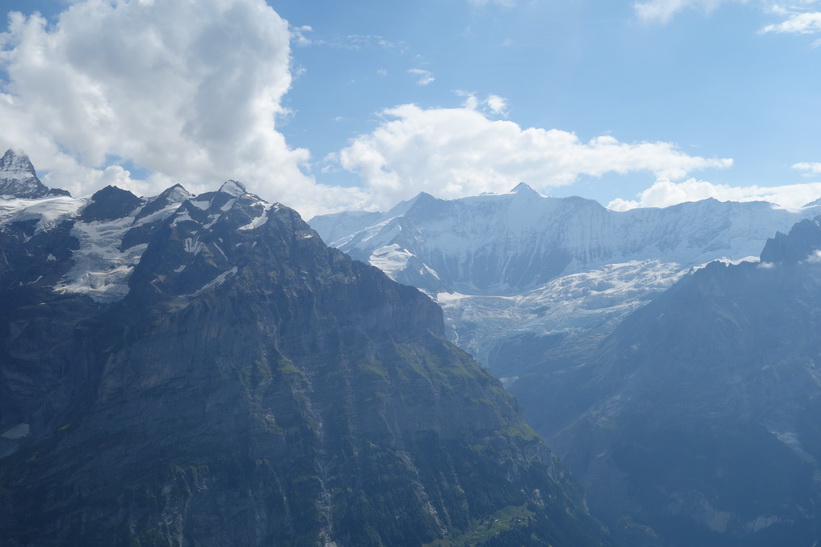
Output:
2,0,821,218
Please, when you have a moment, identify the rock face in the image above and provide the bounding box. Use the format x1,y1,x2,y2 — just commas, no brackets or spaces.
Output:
0,179,609,545
512,218,821,546
0,149,69,198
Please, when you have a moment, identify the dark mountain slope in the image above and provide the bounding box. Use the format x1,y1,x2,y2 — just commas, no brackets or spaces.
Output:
512,218,821,546
0,183,609,546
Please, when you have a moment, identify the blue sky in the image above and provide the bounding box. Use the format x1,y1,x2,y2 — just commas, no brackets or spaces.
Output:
2,0,821,217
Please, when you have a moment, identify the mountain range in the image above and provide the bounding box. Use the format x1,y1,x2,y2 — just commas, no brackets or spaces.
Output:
0,151,609,546
312,183,821,545
7,148,821,546
310,183,821,378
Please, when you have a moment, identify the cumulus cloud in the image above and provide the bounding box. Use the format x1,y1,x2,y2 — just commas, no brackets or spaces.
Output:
331,102,731,210
0,0,360,218
608,178,821,211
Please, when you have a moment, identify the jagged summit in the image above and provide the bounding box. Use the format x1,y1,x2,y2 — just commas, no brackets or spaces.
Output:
219,179,246,197
135,183,191,221
759,216,821,264
0,149,50,199
0,149,70,199
0,149,36,178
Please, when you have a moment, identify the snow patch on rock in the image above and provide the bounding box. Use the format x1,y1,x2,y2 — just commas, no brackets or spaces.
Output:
239,203,273,231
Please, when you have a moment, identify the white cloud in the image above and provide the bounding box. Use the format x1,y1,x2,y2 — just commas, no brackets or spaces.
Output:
634,0,748,23
486,94,508,115
456,91,509,115
806,250,821,263
761,11,821,33
794,161,821,174
0,0,359,218
635,0,821,37
608,178,821,211
331,102,731,211
408,68,435,86
291,24,314,46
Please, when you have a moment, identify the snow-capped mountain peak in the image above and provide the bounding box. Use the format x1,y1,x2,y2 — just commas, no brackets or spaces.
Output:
309,189,821,369
0,149,53,199
509,181,540,196
218,179,246,197
0,165,287,305
0,149,36,179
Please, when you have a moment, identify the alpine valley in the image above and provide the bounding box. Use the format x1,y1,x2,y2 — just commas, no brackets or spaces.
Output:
311,184,821,545
0,151,611,546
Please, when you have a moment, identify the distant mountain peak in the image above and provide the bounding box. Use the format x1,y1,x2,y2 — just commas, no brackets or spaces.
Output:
510,181,540,196
80,185,143,222
1,149,36,177
0,148,53,199
0,149,72,198
219,180,246,197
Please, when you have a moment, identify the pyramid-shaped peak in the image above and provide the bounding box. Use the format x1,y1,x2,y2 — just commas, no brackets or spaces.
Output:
510,182,540,196
219,180,246,197
81,185,143,222
0,148,52,199
161,183,192,202
0,149,36,176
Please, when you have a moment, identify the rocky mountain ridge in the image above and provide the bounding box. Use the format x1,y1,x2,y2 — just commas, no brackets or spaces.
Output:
0,168,610,545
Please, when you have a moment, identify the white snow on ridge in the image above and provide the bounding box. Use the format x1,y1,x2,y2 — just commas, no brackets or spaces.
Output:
318,193,821,300
0,196,84,232
692,255,759,271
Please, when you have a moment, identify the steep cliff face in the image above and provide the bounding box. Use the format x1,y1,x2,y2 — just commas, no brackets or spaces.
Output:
512,218,821,546
0,181,609,546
